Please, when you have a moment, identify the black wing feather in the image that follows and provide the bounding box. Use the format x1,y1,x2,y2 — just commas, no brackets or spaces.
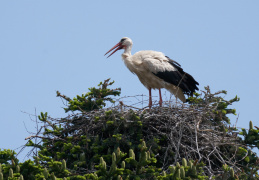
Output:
153,56,199,96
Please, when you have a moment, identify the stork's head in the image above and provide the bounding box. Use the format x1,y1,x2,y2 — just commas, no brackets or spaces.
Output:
105,37,133,58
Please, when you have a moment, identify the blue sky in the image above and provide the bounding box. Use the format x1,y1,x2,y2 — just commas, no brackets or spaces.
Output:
0,1,258,160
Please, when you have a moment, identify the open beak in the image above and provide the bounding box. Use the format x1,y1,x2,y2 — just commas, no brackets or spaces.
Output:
104,42,123,58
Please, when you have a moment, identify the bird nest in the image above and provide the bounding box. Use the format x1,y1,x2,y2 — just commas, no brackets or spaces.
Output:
24,87,243,178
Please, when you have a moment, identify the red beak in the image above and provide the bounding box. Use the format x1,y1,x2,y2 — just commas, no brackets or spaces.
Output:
105,42,123,58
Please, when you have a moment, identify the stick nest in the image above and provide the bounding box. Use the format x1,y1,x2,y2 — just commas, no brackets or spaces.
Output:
25,86,245,178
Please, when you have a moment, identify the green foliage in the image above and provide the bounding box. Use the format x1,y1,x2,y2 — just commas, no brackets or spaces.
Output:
88,142,211,179
0,154,68,180
238,121,259,177
56,78,121,112
188,87,239,124
240,121,259,148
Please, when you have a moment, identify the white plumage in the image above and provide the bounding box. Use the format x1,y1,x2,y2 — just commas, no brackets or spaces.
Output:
105,37,199,108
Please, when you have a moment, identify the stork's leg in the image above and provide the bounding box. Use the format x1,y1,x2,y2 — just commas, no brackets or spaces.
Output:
149,88,152,108
159,88,162,107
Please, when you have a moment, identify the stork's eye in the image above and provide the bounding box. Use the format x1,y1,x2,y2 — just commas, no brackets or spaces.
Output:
120,38,126,43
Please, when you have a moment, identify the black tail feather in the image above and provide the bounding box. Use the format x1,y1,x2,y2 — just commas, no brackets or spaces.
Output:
153,56,199,96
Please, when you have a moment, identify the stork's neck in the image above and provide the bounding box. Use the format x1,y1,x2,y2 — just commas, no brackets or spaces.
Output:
122,45,132,58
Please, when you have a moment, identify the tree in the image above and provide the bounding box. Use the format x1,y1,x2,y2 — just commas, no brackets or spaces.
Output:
0,79,258,179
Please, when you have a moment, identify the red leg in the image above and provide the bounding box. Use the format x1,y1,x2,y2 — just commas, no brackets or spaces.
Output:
149,88,152,108
159,89,162,107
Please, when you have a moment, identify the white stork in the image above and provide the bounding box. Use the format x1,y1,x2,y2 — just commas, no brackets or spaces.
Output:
105,37,199,108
